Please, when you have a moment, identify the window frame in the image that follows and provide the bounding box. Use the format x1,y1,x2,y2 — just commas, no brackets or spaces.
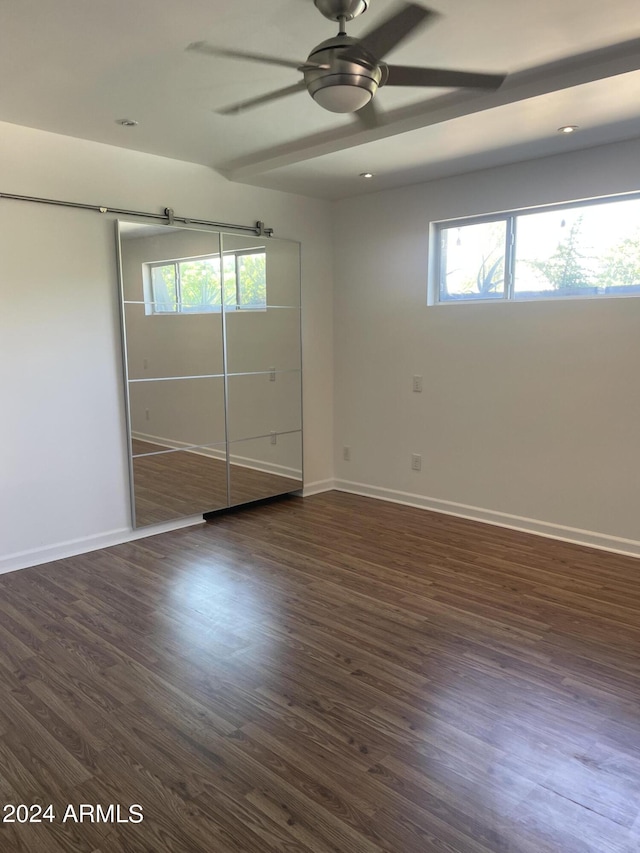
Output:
430,190,640,306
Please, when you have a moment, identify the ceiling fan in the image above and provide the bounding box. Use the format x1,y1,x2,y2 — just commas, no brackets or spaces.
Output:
187,0,506,125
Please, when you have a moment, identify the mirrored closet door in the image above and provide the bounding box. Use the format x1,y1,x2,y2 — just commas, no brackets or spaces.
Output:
117,222,302,528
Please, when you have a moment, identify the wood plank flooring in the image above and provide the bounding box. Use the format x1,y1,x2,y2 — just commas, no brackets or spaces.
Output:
0,491,639,852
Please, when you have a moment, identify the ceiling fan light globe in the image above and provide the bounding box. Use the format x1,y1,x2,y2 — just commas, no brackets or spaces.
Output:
312,84,373,113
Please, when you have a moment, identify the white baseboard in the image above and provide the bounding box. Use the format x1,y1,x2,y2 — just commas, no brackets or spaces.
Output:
11,477,634,577
0,515,205,576
302,478,335,497
333,479,640,560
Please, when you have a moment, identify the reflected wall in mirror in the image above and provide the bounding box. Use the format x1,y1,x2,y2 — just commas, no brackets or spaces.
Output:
226,372,302,443
128,376,226,448
117,221,303,528
225,308,301,374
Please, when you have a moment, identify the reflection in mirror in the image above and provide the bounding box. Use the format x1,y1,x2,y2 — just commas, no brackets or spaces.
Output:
123,303,224,380
118,222,222,306
128,376,226,449
118,221,303,528
131,445,228,527
119,224,224,376
228,432,302,507
221,233,300,307
225,307,301,375
226,371,302,442
218,233,268,312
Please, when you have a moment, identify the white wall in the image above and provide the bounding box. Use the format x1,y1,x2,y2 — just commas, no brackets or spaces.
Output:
333,138,640,556
0,121,334,571
5,119,640,570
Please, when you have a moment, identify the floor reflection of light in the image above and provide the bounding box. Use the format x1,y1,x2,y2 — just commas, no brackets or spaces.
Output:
375,643,639,851
467,687,639,850
161,560,265,663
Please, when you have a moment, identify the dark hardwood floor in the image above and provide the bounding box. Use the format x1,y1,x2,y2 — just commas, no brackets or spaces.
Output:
0,491,639,852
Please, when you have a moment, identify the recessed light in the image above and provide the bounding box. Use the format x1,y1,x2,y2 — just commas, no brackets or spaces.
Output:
557,125,578,134
116,118,138,127
360,172,374,178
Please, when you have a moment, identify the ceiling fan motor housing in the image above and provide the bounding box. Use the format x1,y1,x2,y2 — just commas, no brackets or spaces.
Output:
313,0,369,22
304,35,384,112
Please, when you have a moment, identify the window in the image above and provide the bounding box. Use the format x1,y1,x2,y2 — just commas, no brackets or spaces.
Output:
148,250,266,313
433,194,640,304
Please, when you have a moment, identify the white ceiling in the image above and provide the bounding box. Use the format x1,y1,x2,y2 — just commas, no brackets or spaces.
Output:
2,0,640,199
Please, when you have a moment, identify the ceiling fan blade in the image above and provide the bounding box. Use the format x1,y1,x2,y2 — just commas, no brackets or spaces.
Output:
354,100,384,129
217,81,307,115
356,2,437,61
386,65,507,89
187,41,305,71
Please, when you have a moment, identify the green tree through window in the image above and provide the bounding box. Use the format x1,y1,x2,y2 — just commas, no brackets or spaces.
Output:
527,218,593,291
597,230,640,290
238,252,266,306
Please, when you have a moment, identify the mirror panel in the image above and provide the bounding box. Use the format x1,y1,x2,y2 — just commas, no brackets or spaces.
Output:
128,377,226,449
118,222,303,527
132,445,228,527
226,371,302,442
225,307,301,375
119,223,222,303
229,432,303,506
221,233,300,307
123,303,223,380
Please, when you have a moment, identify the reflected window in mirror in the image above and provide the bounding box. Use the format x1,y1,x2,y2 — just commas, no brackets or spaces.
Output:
146,250,266,314
236,250,266,310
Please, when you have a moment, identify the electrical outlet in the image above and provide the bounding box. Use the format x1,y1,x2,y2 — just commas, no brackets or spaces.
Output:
270,431,277,445
343,446,351,462
269,367,276,382
411,453,422,471
145,408,150,421
412,375,423,393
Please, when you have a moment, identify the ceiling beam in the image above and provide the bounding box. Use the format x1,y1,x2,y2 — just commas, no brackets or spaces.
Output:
219,37,640,180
